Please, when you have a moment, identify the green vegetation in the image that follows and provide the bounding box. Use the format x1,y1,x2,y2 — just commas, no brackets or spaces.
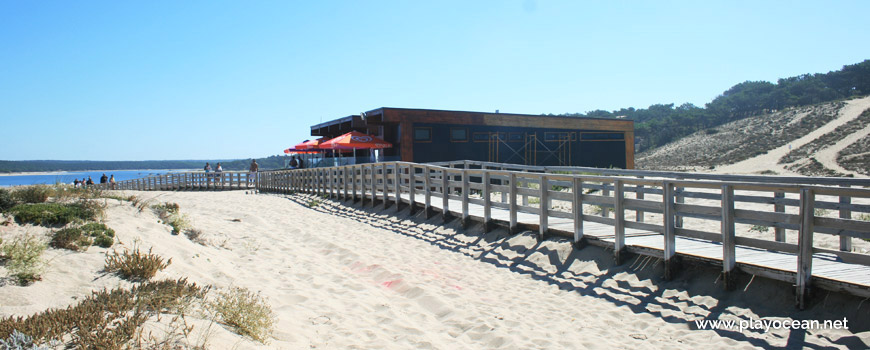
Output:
814,208,831,217
1,234,47,285
209,287,275,343
556,59,870,152
7,202,98,226
11,185,51,204
748,225,770,234
50,223,115,251
0,188,13,212
104,247,171,282
152,202,190,234
0,278,205,349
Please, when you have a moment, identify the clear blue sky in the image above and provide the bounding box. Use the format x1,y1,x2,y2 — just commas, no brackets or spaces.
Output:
2,1,868,161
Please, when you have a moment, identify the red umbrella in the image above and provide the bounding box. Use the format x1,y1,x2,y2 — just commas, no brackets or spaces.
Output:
319,131,392,150
294,138,325,150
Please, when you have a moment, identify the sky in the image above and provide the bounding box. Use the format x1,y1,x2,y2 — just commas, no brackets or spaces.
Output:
1,1,869,161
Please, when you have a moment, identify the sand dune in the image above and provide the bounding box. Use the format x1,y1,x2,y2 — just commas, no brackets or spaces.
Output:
1,190,868,349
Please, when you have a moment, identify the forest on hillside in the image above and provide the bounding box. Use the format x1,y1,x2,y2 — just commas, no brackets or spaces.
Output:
558,59,870,152
0,156,287,173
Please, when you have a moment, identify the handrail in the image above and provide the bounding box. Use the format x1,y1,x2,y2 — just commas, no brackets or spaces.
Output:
104,161,870,307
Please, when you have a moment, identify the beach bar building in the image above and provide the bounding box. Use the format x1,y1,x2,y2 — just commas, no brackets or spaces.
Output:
310,107,635,168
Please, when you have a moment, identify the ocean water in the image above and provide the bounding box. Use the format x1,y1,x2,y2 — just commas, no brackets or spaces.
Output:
0,170,185,187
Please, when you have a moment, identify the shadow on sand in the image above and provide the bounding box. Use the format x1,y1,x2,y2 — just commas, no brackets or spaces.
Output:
283,192,868,349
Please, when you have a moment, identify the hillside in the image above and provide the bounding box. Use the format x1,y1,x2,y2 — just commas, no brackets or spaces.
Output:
636,96,870,177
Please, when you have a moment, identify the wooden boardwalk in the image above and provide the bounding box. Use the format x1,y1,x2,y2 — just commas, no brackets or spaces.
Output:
104,160,870,307
385,192,870,288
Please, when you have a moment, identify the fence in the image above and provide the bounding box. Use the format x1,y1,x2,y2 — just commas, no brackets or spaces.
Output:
107,161,870,308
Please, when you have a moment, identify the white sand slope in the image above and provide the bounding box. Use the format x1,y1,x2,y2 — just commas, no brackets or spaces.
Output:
1,191,868,349
717,96,870,175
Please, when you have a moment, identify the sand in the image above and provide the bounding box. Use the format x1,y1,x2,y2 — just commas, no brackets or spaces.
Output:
1,190,868,349
717,95,870,176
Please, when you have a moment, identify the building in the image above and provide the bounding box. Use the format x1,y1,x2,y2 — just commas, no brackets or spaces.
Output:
310,107,635,168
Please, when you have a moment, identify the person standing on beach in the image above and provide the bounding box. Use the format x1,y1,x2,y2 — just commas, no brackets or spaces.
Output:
249,159,259,186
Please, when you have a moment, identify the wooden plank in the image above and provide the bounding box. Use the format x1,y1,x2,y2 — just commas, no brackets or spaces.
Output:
442,168,450,221
721,185,736,290
484,171,492,231
510,172,518,233
614,180,625,262
408,165,416,214
462,169,469,226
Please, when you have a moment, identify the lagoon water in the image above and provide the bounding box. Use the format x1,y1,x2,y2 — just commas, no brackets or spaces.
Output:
0,170,185,187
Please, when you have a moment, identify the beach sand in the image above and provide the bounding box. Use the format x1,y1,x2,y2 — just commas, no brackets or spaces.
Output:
1,190,869,349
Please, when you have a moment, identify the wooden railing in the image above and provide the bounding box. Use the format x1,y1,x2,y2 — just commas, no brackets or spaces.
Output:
95,171,256,191
101,161,870,308
257,161,870,308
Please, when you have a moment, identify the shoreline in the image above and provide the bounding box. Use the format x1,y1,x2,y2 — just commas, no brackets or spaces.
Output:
0,169,198,177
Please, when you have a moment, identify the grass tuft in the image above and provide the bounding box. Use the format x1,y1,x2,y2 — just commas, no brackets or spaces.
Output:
7,202,98,226
50,222,115,251
104,246,171,282
152,202,190,234
209,287,275,343
11,185,51,204
0,188,14,212
0,234,47,285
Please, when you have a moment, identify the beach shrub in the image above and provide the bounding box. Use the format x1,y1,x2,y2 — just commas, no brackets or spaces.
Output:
11,186,51,204
152,203,190,235
7,203,97,226
0,329,48,350
1,234,47,285
0,278,205,349
0,189,14,212
50,223,115,251
209,287,275,343
748,225,769,234
104,247,171,281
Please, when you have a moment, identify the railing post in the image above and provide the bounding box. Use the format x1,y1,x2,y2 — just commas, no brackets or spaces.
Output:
601,183,610,218
573,177,584,248
774,192,786,242
675,178,685,228
614,179,626,264
408,165,417,215
424,166,432,219
341,167,348,201
370,164,377,208
663,182,677,280
383,163,390,210
839,185,852,252
394,163,401,212
721,184,737,290
484,171,492,232
509,172,518,234
441,168,450,222
796,188,814,309
635,176,645,222
538,175,548,241
461,169,470,228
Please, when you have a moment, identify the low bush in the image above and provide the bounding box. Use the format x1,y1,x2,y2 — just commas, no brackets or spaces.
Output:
1,234,47,285
748,225,769,233
49,184,103,203
0,188,14,212
50,223,115,251
8,203,97,226
104,247,171,281
11,185,51,204
209,287,275,343
152,203,189,234
0,278,205,348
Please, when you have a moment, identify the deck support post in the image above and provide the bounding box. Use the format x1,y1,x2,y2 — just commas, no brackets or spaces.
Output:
774,192,786,242
613,180,626,264
382,163,390,210
839,185,852,252
721,185,737,290
538,175,548,241
483,171,493,232
370,164,377,208
635,176,645,222
394,163,402,212
424,166,432,219
442,168,451,222
796,188,815,310
408,166,417,215
663,182,678,280
509,173,519,234
572,177,585,249
461,170,470,228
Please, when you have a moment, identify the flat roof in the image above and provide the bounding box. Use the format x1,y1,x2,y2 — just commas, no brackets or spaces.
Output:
362,107,629,123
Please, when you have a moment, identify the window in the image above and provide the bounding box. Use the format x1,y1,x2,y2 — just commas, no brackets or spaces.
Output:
450,128,468,142
581,133,624,141
414,127,431,142
473,132,490,142
544,132,571,142
509,133,523,141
